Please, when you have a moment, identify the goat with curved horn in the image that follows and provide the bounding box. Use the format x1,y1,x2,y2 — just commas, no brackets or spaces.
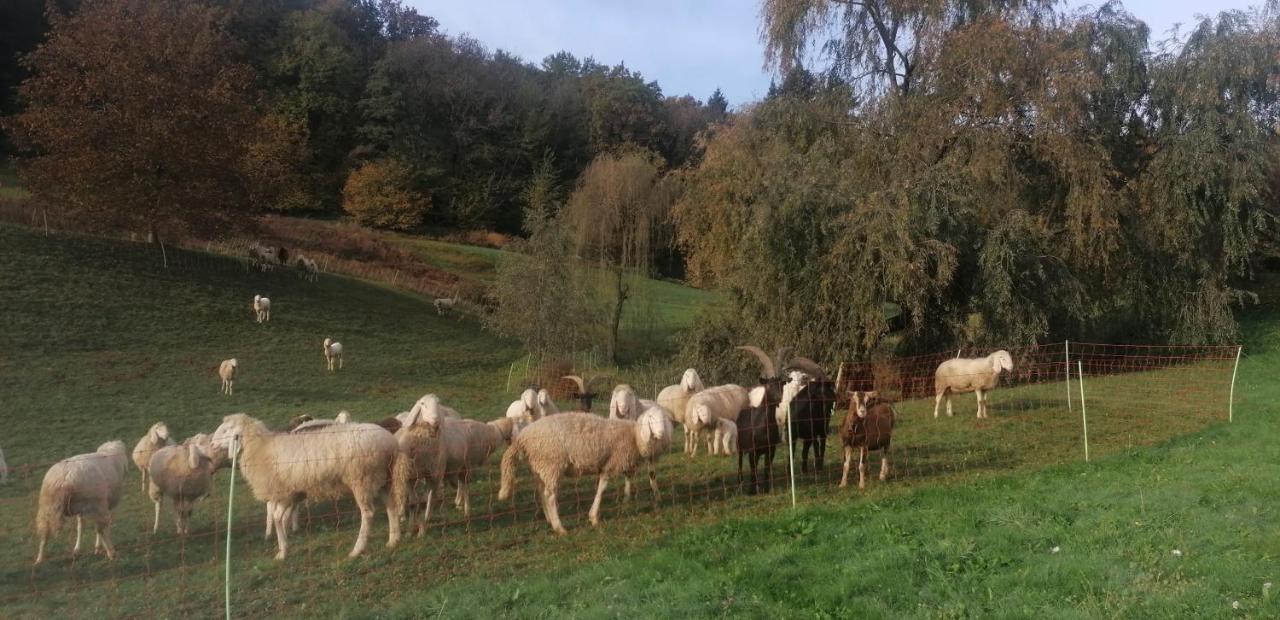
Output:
784,357,828,381
561,373,611,412
736,345,778,379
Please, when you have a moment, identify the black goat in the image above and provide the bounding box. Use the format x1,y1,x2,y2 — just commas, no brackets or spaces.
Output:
736,386,781,495
781,357,837,474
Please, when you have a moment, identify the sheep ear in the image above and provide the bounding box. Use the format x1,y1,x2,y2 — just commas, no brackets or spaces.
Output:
187,443,202,470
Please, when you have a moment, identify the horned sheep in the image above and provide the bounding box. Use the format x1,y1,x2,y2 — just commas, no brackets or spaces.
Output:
34,440,129,565
210,413,401,560
498,408,672,535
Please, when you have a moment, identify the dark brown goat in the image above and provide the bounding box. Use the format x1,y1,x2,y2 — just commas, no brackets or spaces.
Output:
839,391,895,489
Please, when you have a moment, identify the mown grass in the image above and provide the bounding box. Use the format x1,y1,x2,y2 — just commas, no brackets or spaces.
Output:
0,162,29,199
0,222,1273,618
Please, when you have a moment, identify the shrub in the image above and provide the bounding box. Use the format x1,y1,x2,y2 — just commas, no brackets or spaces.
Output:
341,159,429,230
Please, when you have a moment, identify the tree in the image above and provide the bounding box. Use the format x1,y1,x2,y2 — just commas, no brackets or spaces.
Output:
485,156,602,358
342,158,428,229
562,150,673,363
7,0,295,239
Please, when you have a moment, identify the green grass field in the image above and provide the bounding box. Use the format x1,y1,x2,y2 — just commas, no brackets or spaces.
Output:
0,222,1275,618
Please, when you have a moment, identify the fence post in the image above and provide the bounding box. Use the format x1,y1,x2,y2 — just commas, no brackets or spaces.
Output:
786,407,797,510
160,240,168,269
224,434,239,620
42,209,49,236
1064,340,1072,414
1229,345,1242,423
1077,361,1089,463
505,361,515,393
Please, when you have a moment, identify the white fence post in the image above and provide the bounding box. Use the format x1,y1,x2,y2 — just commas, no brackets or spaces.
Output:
1077,360,1089,463
1064,340,1072,414
224,434,239,620
1229,345,1242,423
786,406,797,509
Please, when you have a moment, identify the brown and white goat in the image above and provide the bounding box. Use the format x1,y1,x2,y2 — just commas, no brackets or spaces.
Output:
839,391,895,489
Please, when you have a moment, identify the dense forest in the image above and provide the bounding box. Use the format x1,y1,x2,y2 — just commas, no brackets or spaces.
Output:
2,0,1279,364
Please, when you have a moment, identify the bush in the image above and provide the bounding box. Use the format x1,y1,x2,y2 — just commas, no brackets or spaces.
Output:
341,159,429,230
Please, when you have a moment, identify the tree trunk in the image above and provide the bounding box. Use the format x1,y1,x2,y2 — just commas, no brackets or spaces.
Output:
609,268,629,364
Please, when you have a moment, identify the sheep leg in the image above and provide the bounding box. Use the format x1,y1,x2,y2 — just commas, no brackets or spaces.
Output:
933,392,943,418
141,470,148,493
420,486,436,536
975,388,985,418
272,503,291,560
264,501,275,541
350,494,376,558
946,393,953,417
94,516,116,561
460,479,471,517
623,477,632,502
764,446,776,493
72,516,83,556
152,500,161,534
858,446,868,490
840,445,853,488
385,498,402,550
290,503,300,532
543,478,566,535
588,476,609,527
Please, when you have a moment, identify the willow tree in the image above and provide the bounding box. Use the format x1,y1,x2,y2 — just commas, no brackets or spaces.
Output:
562,150,673,363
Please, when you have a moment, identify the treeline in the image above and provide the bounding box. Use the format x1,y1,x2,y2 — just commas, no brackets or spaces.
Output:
0,0,727,234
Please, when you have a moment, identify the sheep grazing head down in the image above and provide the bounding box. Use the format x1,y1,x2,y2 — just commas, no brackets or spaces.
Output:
849,391,879,418
991,350,1014,374
693,403,713,427
681,368,704,392
407,394,445,437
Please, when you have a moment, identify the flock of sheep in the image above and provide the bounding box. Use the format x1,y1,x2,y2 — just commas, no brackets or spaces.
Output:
30,291,1015,565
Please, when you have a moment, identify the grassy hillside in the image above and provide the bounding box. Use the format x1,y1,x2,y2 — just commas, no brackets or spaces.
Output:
0,222,1273,618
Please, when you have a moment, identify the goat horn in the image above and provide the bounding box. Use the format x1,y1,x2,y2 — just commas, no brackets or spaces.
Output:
586,374,612,391
785,356,829,381
774,347,794,370
736,345,777,378
561,375,586,392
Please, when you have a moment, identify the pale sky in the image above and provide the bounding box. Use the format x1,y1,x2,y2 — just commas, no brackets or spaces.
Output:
414,0,1264,107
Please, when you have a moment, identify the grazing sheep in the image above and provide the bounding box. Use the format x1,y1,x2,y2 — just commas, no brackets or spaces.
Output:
498,409,672,535
737,387,782,494
682,384,749,456
694,404,737,455
219,358,238,395
248,243,280,272
655,368,705,425
933,350,1014,418
323,338,344,371
210,414,401,560
293,256,319,282
131,422,173,493
433,291,460,315
839,391,895,489
147,434,229,535
561,373,612,412
252,295,271,323
34,440,129,565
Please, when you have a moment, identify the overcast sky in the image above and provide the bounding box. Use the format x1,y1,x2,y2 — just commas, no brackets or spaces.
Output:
414,0,1265,107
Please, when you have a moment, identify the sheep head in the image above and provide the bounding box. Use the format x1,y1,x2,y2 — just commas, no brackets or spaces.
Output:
680,368,705,392
323,337,333,350
609,384,640,420
335,411,351,424
407,394,444,437
849,391,879,418
149,422,171,444
634,407,673,457
693,403,713,426
211,413,265,457
991,350,1014,374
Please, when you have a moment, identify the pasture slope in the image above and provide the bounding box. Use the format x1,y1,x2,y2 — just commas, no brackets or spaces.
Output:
0,221,1276,618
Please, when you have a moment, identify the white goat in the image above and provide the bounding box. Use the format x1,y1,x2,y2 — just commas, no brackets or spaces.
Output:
210,414,401,560
323,338,343,371
34,441,129,564
933,350,1014,418
253,295,271,323
131,422,174,493
219,358,238,395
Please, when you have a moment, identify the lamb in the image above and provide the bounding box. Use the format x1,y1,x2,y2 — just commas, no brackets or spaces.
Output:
655,368,705,425
147,433,229,535
694,404,737,455
498,408,672,535
561,373,612,412
34,440,129,565
210,413,401,560
131,422,173,493
933,350,1013,418
682,384,749,456
252,295,271,323
839,391,895,489
219,358,238,395
736,387,781,494
323,338,344,371
433,291,460,315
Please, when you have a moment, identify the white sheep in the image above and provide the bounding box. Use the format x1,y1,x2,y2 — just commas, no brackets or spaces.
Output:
263,410,358,541
293,256,319,282
497,408,672,534
536,388,559,417
219,358,238,395
433,291,460,315
682,384,749,456
131,422,174,493
933,350,1014,418
608,384,642,420
248,243,280,272
252,295,271,323
34,440,129,565
210,413,402,560
655,368,705,425
503,388,539,437
323,338,343,371
147,433,229,535
694,404,738,456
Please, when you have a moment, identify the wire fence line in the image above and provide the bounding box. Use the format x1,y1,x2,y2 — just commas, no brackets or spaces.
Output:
0,340,1241,617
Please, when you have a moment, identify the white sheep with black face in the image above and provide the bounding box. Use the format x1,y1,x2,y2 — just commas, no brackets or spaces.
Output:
933,350,1014,418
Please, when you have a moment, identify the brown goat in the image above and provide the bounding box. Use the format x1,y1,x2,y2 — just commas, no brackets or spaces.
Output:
839,391,895,489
